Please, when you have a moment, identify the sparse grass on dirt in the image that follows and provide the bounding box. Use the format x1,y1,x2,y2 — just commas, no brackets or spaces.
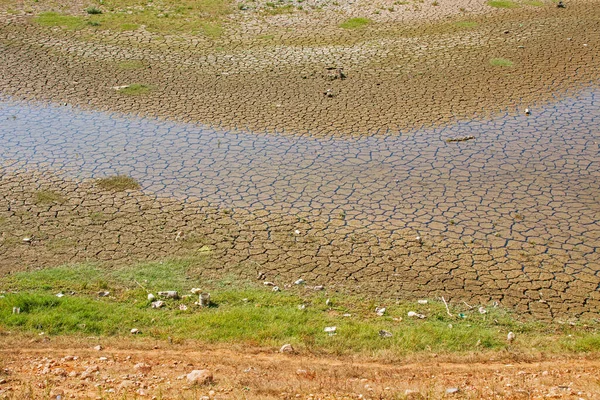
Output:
34,12,85,29
34,190,65,204
117,60,146,70
117,83,151,95
1,260,599,358
95,175,141,191
490,57,514,66
339,17,371,29
487,0,519,8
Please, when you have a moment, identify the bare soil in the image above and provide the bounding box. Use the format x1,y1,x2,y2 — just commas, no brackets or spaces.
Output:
1,336,600,399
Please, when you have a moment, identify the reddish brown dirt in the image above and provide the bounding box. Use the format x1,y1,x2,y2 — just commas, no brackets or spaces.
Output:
1,336,599,399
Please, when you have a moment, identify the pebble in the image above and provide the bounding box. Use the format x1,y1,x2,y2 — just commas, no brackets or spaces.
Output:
280,344,295,353
186,369,213,385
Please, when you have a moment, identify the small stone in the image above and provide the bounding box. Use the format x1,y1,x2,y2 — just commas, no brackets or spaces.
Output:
379,330,393,338
446,387,460,394
151,301,165,309
280,344,294,353
97,291,110,297
478,306,487,314
131,328,140,334
294,279,305,285
417,299,428,304
272,286,280,292
314,285,325,291
147,293,155,301
134,363,152,373
190,288,202,294
186,369,213,385
55,292,65,298
375,307,386,316
94,345,102,351
507,332,516,342
324,326,337,335
179,304,188,311
407,311,426,319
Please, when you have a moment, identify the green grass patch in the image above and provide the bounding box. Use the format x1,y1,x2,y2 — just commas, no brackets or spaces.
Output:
522,0,544,5
95,175,141,191
117,83,151,95
35,12,86,30
34,190,65,204
339,17,372,29
85,6,103,15
453,21,478,28
487,0,519,7
117,60,146,70
1,261,598,357
490,57,514,66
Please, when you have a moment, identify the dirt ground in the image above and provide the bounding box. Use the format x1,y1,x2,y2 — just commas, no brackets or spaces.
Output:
0,336,599,399
0,0,598,136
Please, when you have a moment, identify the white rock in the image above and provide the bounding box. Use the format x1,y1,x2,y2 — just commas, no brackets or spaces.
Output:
186,369,213,385
94,345,103,351
157,291,179,299
272,286,280,292
147,293,155,301
130,328,140,334
408,311,426,319
478,306,487,314
179,304,188,311
280,344,294,353
324,326,337,335
56,292,65,298
151,301,165,309
314,285,325,291
375,306,386,316
446,387,460,394
294,279,305,285
298,304,306,310
507,332,516,342
190,288,202,294
263,281,275,286
417,299,428,304
294,230,301,235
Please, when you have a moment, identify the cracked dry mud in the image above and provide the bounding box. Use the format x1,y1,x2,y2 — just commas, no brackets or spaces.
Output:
0,0,599,319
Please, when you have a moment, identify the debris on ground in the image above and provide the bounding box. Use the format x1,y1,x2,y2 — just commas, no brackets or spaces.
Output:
407,311,426,319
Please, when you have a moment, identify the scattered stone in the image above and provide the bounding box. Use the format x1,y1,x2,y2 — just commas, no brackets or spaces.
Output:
22,237,32,243
325,298,332,306
257,271,266,280
190,288,202,294
446,387,460,394
314,285,325,291
446,136,475,143
130,328,140,334
407,311,426,319
298,304,306,310
478,306,487,314
186,369,213,386
557,0,565,7
263,281,275,286
525,108,531,115
12,307,20,314
417,299,428,304
179,304,188,311
375,306,386,316
55,292,65,298
94,345,103,351
323,89,335,98
280,344,294,353
294,278,305,285
379,330,393,338
158,291,179,299
151,301,165,309
147,293,155,301
272,286,280,292
507,331,516,343
97,291,110,297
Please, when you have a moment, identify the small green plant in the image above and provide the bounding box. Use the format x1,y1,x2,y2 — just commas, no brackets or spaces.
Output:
487,0,518,7
454,21,478,28
87,20,101,26
117,60,145,70
490,58,514,66
339,17,371,29
95,175,141,191
432,1,439,5
35,12,85,29
118,84,151,95
34,190,66,204
85,7,103,15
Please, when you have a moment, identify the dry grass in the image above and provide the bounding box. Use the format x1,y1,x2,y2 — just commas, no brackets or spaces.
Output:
95,175,141,191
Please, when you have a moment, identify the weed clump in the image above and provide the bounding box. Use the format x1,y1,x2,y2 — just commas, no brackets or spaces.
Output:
490,58,514,66
339,17,371,29
96,175,141,191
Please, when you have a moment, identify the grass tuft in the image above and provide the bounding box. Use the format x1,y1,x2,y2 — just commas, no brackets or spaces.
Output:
339,17,372,29
35,12,85,29
117,83,151,95
95,175,141,191
117,60,146,70
490,57,514,66
34,190,66,204
85,7,102,15
487,0,519,7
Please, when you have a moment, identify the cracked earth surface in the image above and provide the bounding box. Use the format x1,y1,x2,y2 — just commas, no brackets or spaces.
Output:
0,0,599,319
